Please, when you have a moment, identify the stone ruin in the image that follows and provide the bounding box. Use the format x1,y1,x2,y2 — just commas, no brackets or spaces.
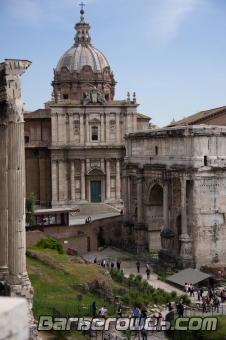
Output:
0,59,40,339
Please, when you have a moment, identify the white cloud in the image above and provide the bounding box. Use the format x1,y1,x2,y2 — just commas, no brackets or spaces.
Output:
150,0,201,41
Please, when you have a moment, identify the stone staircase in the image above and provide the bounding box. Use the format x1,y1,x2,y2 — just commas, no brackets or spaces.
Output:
74,203,120,216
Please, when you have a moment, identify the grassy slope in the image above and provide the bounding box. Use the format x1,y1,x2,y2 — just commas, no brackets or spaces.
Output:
26,249,115,319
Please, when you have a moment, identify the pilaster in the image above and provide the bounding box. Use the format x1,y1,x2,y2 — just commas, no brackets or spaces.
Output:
80,112,84,143
115,159,121,199
105,158,111,200
106,113,110,142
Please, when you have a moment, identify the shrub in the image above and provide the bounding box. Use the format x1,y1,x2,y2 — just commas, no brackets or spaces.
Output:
35,238,64,254
179,294,191,305
171,291,177,299
122,293,131,306
134,274,142,283
134,296,144,309
129,273,135,281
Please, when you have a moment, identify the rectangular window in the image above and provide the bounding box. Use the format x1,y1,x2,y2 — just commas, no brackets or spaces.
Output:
63,94,68,99
92,126,98,141
155,146,158,155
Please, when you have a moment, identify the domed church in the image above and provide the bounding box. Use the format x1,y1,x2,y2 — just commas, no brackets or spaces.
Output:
24,6,151,207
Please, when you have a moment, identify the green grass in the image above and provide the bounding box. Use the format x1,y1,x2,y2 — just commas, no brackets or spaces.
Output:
27,250,115,320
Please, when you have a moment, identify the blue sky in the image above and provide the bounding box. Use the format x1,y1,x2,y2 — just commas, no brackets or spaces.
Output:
1,0,226,127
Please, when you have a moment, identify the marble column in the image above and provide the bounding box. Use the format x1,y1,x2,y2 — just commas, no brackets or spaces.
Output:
133,112,137,132
136,169,144,228
70,160,75,201
0,123,8,280
106,159,111,200
80,113,84,144
178,176,194,268
116,159,121,199
100,113,104,142
3,59,40,340
51,160,58,205
116,113,120,143
86,113,89,142
106,113,110,142
81,159,86,200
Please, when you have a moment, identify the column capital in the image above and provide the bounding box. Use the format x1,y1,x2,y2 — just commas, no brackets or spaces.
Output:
136,168,143,179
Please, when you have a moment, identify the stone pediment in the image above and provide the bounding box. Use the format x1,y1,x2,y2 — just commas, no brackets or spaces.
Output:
59,83,71,89
89,118,100,123
88,167,104,176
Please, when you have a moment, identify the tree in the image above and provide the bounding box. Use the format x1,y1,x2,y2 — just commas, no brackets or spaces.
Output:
26,192,36,223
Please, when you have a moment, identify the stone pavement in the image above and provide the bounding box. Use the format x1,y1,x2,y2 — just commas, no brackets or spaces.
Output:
69,203,121,225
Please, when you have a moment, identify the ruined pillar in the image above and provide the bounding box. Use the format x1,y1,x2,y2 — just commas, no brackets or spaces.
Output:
0,109,8,280
1,59,40,340
177,176,194,269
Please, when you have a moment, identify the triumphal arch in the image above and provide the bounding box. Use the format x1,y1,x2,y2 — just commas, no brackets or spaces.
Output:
123,125,226,269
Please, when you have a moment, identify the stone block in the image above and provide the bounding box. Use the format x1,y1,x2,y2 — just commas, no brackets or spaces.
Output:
0,297,29,340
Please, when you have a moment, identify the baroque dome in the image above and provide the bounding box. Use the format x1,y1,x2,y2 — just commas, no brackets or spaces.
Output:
52,7,116,102
55,45,110,73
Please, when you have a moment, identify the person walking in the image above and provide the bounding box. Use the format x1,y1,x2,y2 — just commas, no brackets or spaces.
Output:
136,261,140,273
133,306,140,326
117,260,121,271
146,267,150,280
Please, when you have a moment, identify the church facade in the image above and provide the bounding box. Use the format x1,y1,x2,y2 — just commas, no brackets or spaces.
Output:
24,8,150,207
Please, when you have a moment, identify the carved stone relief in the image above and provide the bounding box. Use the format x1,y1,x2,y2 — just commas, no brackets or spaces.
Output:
110,120,116,134
74,120,80,135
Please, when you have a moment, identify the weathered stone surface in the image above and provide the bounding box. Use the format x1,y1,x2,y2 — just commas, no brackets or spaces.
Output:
123,125,226,269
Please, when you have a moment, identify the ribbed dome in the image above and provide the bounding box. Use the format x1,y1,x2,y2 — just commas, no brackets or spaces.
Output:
55,44,110,73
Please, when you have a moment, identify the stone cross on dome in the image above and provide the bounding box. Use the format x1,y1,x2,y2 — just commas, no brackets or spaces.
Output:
79,2,85,11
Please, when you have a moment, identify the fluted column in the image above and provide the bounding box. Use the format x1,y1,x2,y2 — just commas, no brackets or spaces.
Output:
116,113,120,143
163,179,169,230
7,121,26,284
51,160,58,205
80,113,84,143
81,159,86,200
178,176,193,268
86,113,89,142
70,160,75,201
106,159,111,200
100,113,104,142
106,113,110,142
123,175,130,222
136,169,144,227
116,159,121,199
0,123,8,279
181,178,187,235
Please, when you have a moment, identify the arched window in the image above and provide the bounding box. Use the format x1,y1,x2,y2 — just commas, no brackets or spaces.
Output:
92,126,98,141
